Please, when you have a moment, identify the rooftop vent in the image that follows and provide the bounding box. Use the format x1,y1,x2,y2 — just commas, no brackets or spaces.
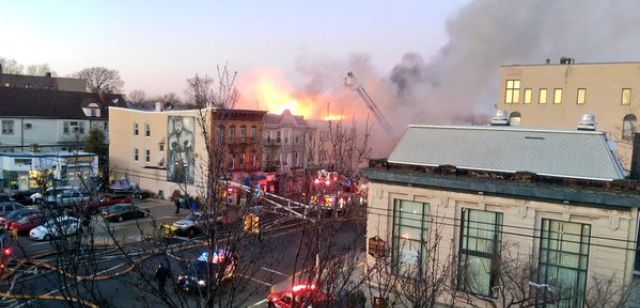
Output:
560,57,575,64
577,113,596,131
491,110,510,126
155,102,164,112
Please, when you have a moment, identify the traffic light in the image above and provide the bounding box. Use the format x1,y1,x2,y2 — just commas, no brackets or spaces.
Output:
243,213,260,234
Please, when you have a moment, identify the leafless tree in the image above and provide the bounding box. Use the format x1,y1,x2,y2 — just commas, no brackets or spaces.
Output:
584,274,638,308
0,57,24,74
327,116,372,177
26,64,54,76
73,66,124,93
128,89,148,105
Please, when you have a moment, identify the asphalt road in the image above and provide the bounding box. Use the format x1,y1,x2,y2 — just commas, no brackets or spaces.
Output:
0,199,366,307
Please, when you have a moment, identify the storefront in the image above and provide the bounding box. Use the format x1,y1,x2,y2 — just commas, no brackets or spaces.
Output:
0,151,98,191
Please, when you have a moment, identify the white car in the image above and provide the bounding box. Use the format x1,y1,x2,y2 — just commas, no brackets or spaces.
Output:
29,216,81,241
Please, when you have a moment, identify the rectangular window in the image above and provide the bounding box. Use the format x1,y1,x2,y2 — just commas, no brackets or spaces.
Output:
538,219,591,307
133,148,139,161
241,127,247,143
133,123,139,135
577,88,586,105
251,126,257,141
524,88,532,104
145,123,150,137
90,108,97,117
63,121,81,134
145,149,150,163
504,80,520,104
159,143,164,152
78,122,85,134
622,88,631,105
553,88,563,104
392,199,429,278
1,120,14,135
459,209,503,297
277,131,282,143
229,126,235,143
103,122,108,130
539,88,548,104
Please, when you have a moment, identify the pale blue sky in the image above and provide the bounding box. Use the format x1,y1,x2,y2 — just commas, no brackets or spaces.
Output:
0,0,469,96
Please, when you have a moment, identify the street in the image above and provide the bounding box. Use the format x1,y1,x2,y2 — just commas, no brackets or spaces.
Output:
0,198,366,307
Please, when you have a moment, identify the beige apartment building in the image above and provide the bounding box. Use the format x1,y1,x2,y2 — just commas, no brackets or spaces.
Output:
363,125,639,307
499,60,640,169
108,105,265,198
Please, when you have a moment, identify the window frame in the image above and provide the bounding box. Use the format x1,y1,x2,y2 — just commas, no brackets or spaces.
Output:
553,88,563,104
538,219,591,307
523,88,532,104
504,80,521,104
145,123,151,137
576,88,586,105
1,120,15,135
391,199,429,279
622,88,632,105
458,208,503,298
145,149,151,163
133,148,139,161
539,88,548,104
133,122,139,135
622,114,637,141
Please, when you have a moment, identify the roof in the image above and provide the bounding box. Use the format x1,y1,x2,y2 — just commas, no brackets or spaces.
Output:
265,110,308,127
0,87,126,119
501,61,640,68
361,167,640,210
388,125,626,181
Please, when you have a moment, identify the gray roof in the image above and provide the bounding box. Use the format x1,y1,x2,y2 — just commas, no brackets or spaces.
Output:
388,125,626,181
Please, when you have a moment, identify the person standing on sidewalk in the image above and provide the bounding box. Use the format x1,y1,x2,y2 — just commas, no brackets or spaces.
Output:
155,264,170,295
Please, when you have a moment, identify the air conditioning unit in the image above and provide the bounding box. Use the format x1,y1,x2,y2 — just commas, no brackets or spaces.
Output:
577,113,596,131
491,110,510,126
24,123,32,129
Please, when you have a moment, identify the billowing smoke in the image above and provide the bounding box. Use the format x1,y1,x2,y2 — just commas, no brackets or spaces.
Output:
385,0,640,126
240,0,640,156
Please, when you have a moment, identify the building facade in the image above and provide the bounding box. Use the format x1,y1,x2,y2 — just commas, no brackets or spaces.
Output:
499,60,640,169
108,106,265,198
262,110,312,194
0,151,98,191
363,125,639,307
0,87,125,151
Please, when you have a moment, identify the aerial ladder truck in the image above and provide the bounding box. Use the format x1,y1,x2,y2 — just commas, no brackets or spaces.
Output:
344,72,393,133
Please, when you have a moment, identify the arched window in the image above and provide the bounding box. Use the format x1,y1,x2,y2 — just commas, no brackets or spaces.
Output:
509,112,521,127
622,114,637,141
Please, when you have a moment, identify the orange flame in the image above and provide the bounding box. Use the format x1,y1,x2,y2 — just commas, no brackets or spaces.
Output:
323,114,345,121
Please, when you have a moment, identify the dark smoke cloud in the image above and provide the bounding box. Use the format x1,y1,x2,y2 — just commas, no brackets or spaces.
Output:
292,0,640,155
387,0,640,125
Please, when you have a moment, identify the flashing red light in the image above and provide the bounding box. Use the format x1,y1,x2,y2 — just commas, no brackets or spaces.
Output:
3,248,11,256
227,188,234,193
314,179,320,185
325,180,331,186
0,263,4,269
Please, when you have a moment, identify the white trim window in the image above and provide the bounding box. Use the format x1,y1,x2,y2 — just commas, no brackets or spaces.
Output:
1,120,14,135
145,149,150,163
133,148,139,161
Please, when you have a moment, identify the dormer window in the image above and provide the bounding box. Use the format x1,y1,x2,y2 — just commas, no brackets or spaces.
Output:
82,103,101,117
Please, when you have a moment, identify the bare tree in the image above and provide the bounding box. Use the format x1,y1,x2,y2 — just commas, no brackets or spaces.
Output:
0,57,24,74
327,116,372,177
26,64,54,76
128,89,148,105
584,274,638,308
73,67,124,93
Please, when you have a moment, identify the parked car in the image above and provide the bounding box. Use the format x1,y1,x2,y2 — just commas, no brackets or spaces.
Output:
0,202,25,218
267,284,331,308
45,189,90,207
29,216,82,241
6,212,47,234
86,194,132,212
11,190,38,205
30,187,74,204
176,248,238,293
0,194,11,202
0,208,40,227
133,189,154,200
101,204,149,223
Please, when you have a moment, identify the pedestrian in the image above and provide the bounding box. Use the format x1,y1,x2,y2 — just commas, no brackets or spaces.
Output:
190,197,197,212
155,264,169,295
174,197,180,214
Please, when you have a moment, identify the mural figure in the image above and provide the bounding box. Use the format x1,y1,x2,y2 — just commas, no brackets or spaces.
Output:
167,116,195,184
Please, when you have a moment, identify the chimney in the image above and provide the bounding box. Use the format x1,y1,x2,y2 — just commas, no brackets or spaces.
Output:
545,58,550,64
45,72,52,78
155,102,164,112
630,133,640,179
